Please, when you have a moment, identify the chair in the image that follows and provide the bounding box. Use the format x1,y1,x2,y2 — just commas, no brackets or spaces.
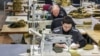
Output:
51,18,63,31
43,4,51,11
71,0,80,7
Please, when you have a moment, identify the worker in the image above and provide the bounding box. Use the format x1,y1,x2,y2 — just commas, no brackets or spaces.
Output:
52,16,86,49
48,4,67,19
49,4,69,31
51,16,76,31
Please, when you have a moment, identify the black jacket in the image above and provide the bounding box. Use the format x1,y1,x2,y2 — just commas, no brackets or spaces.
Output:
53,27,86,48
45,0,52,5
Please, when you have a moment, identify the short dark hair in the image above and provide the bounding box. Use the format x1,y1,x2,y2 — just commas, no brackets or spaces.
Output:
62,16,73,24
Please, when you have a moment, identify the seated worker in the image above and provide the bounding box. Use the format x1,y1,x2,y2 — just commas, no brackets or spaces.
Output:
52,16,86,49
51,16,76,31
48,4,67,19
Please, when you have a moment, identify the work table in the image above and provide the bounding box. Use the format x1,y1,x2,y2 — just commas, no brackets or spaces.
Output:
78,29,100,44
0,24,28,34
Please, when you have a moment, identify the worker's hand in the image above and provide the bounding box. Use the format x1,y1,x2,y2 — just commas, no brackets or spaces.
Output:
55,43,67,48
70,43,80,49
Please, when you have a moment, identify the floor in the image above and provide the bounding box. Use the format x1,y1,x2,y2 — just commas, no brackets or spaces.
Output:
0,34,13,44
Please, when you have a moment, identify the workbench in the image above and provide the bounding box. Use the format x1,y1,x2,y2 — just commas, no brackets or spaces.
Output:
0,44,100,56
0,15,29,43
78,29,100,44
85,30,100,44
0,24,28,34
0,44,30,56
6,16,28,23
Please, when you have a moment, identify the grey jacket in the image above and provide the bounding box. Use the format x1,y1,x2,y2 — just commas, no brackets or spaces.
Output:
53,27,86,48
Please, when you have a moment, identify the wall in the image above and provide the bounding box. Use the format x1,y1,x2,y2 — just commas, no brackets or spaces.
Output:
0,0,12,10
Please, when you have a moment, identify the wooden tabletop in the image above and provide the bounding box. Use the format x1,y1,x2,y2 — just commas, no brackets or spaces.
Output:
85,30,100,43
78,28,100,44
78,29,87,35
0,24,28,34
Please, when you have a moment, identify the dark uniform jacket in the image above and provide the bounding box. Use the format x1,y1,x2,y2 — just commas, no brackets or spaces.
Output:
45,0,52,5
53,27,86,48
